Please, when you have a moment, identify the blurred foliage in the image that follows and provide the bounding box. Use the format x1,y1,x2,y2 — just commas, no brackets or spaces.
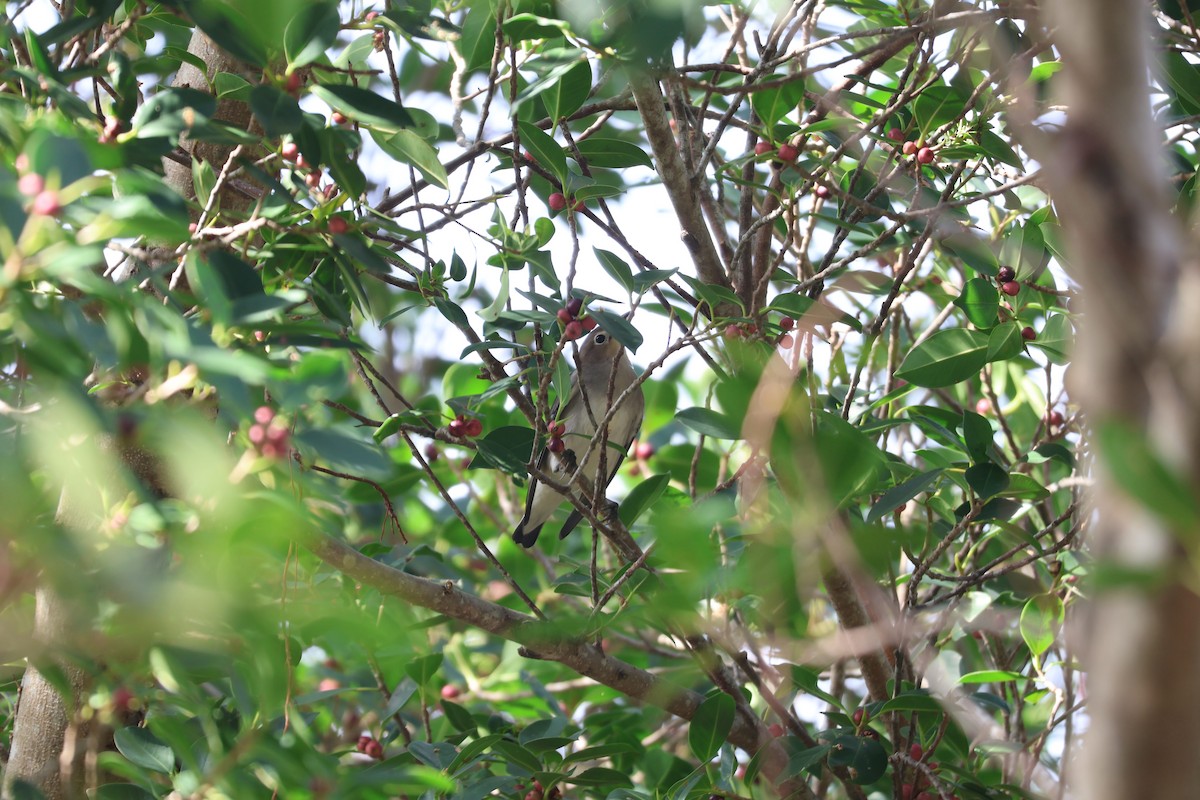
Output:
0,0,1118,798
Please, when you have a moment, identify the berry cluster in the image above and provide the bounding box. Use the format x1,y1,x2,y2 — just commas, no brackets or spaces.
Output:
520,779,561,800
996,265,1019,297
448,414,483,438
886,128,937,165
16,169,61,217
557,297,598,340
723,322,759,340
280,140,331,194
248,406,291,459
356,734,384,760
900,742,949,800
754,140,800,163
545,420,568,454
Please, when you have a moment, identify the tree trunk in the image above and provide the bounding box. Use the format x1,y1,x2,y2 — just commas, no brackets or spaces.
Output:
2,29,259,800
1038,1,1200,797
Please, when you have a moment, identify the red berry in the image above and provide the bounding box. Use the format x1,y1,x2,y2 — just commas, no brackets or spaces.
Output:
814,184,831,199
423,442,438,461
754,141,773,156
254,406,275,424
563,320,584,340
448,418,465,437
635,441,654,459
111,687,135,713
902,141,918,156
852,708,866,725
286,71,303,94
779,316,795,331
305,170,323,188
916,146,936,164
975,398,992,415
364,739,383,760
901,785,914,800
1049,410,1064,426
571,198,585,212
331,111,348,125
440,684,461,700
17,173,44,197
31,190,61,216
549,421,566,437
565,297,583,317
909,743,923,761
557,308,574,324
779,333,794,349
318,677,340,692
916,793,935,800
328,217,349,235
248,424,266,444
1021,326,1036,341
365,10,379,20
266,425,289,445
777,143,799,162
464,418,483,437
580,316,598,331
724,324,743,340
356,735,372,752
997,265,1015,283
522,150,535,164
548,192,567,211
548,436,566,454
886,128,905,142
294,153,309,170
1001,280,1020,296
768,723,785,737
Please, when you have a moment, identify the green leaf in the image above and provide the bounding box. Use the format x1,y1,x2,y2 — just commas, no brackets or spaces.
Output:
912,85,964,134
372,129,449,189
965,463,1009,499
866,468,942,522
570,768,634,788
310,84,416,130
249,85,303,137
826,734,887,784
750,75,806,129
589,309,643,353
404,653,444,685
961,411,994,463
1165,50,1200,115
954,278,999,328
502,12,572,40
959,670,1025,684
284,1,341,68
1033,313,1072,365
292,429,393,481
574,138,653,169
689,692,735,762
543,57,592,121
95,785,157,800
895,328,989,388
676,407,740,440
518,121,568,187
471,426,535,474
594,248,634,293
1019,593,1063,657
986,323,1024,363
114,727,175,774
619,473,670,527
1096,422,1200,530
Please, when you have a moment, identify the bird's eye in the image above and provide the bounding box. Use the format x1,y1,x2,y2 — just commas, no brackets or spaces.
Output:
594,333,608,345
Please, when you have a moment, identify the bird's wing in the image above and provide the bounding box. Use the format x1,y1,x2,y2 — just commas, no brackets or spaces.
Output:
513,382,572,547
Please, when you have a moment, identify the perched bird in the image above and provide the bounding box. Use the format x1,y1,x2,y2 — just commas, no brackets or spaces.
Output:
513,328,644,547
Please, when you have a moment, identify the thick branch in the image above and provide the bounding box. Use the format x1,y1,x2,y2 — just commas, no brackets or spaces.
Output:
627,69,733,308
1036,1,1200,799
303,531,813,798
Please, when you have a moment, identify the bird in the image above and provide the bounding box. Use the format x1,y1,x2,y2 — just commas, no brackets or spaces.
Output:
512,327,644,547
